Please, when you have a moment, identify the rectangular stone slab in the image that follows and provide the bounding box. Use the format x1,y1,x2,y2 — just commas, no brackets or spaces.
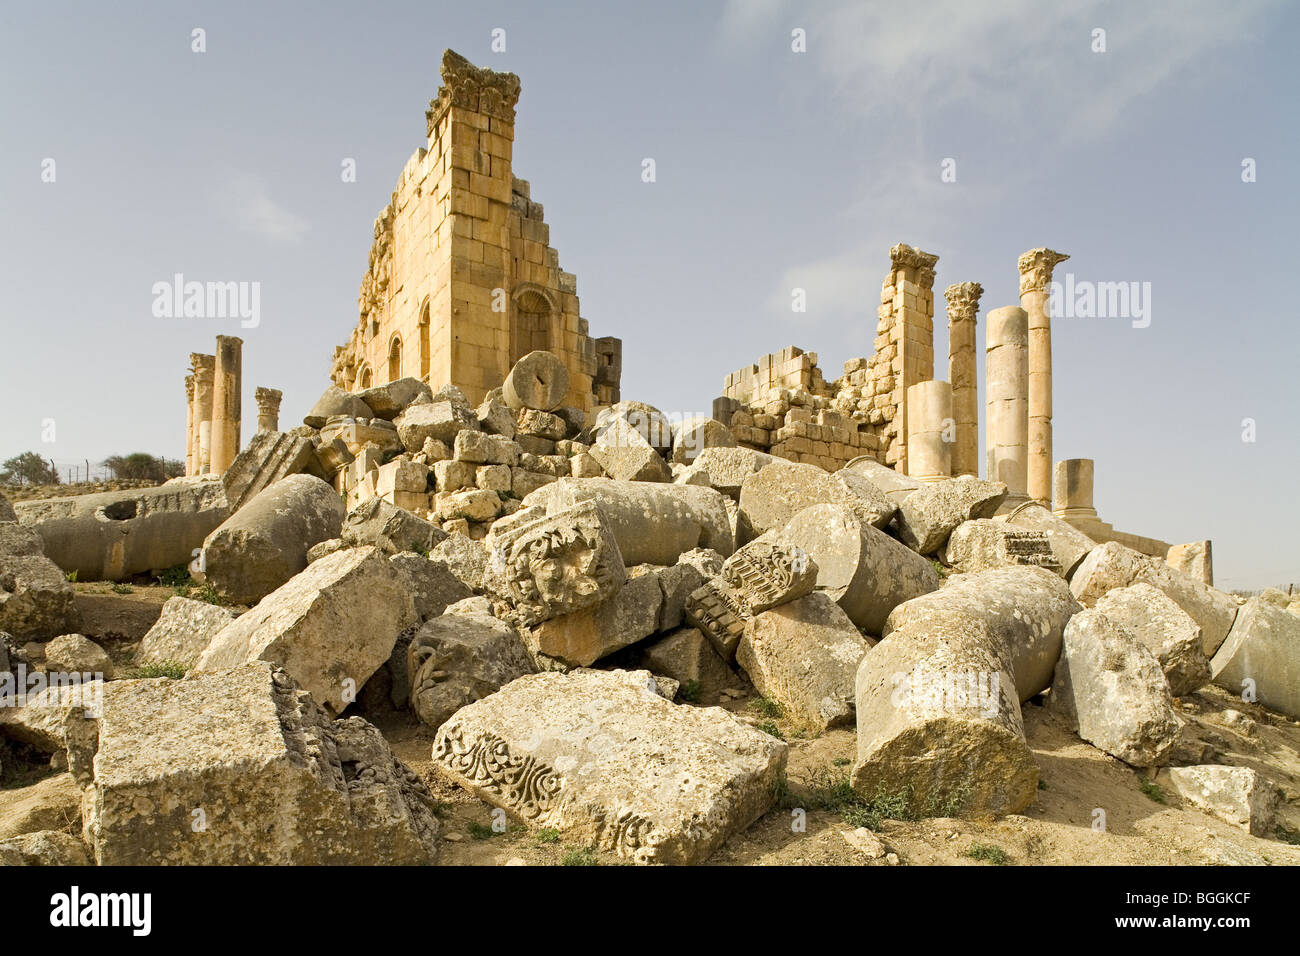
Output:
431,669,786,864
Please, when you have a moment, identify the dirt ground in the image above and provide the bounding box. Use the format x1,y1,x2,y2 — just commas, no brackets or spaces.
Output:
11,584,1299,866
385,681,1300,867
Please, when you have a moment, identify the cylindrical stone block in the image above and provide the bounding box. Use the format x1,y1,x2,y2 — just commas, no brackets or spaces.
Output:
1053,458,1096,517
255,386,283,434
905,380,953,482
984,307,1029,504
782,503,939,635
1018,248,1067,509
210,335,243,474
191,354,215,475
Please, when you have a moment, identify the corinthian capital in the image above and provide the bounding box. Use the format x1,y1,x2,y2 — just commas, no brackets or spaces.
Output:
944,281,984,320
889,243,940,287
1017,248,1069,296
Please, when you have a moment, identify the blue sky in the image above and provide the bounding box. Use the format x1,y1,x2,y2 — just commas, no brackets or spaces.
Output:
1,0,1297,588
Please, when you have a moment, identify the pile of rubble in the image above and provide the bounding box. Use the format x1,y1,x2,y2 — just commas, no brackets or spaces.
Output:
2,348,1297,865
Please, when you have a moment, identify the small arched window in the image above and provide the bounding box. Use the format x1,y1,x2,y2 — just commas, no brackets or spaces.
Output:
388,336,402,382
358,365,372,389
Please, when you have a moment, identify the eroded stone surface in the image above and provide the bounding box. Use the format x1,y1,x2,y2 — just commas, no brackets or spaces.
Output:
431,668,786,864
406,612,534,729
1093,583,1209,696
84,663,440,864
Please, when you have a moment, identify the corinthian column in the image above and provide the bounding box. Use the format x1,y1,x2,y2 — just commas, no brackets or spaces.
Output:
254,387,282,434
210,335,243,474
191,354,215,475
1017,248,1069,508
944,281,982,477
184,374,196,476
985,306,1029,509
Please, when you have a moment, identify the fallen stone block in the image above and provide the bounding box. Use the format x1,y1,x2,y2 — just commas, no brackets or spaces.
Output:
737,592,871,732
520,567,661,667
683,577,749,662
430,534,491,592
14,478,229,583
673,446,777,498
454,430,521,466
0,528,79,640
304,385,374,428
670,415,737,465
1159,765,1278,836
1071,542,1238,655
737,460,895,544
1165,539,1213,587
356,376,433,420
341,496,446,555
1048,608,1181,767
589,415,672,482
543,477,734,565
83,663,440,864
997,502,1098,578
135,597,238,672
503,350,570,411
783,503,938,634
884,565,1079,703
1211,596,1300,717
431,668,786,864
942,519,1060,575
1093,583,1209,696
891,476,1007,555
593,401,674,456
43,634,113,680
838,456,922,503
406,611,534,729
0,679,103,783
516,408,568,441
193,547,416,713
390,551,473,621
637,627,736,705
436,489,501,523
852,612,1037,817
202,474,346,606
477,396,518,438
222,430,327,512
719,536,817,614
374,458,429,499
395,401,479,453
655,549,721,631
487,499,627,628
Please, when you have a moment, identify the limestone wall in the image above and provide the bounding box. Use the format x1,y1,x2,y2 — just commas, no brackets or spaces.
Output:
330,51,616,412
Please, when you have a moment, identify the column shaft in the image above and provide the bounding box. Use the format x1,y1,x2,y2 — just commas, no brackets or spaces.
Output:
985,306,1029,506
191,354,215,475
905,380,953,482
944,282,982,477
1018,248,1069,507
210,336,243,474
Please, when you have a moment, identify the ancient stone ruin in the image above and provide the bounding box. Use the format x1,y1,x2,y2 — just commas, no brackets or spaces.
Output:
2,50,1297,870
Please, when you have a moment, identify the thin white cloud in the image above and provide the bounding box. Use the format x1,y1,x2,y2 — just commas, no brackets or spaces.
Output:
216,175,309,242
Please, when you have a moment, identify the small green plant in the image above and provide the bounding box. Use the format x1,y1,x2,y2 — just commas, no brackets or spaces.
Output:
429,801,451,819
966,842,1009,866
1138,775,1166,804
930,559,950,579
155,564,192,589
468,822,498,840
750,697,784,719
189,584,226,606
64,569,78,583
1037,779,1048,790
832,756,851,767
561,847,598,866
535,828,561,845
679,680,701,704
110,582,133,594
130,661,186,680
794,768,971,831
755,721,784,739
1275,824,1300,846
